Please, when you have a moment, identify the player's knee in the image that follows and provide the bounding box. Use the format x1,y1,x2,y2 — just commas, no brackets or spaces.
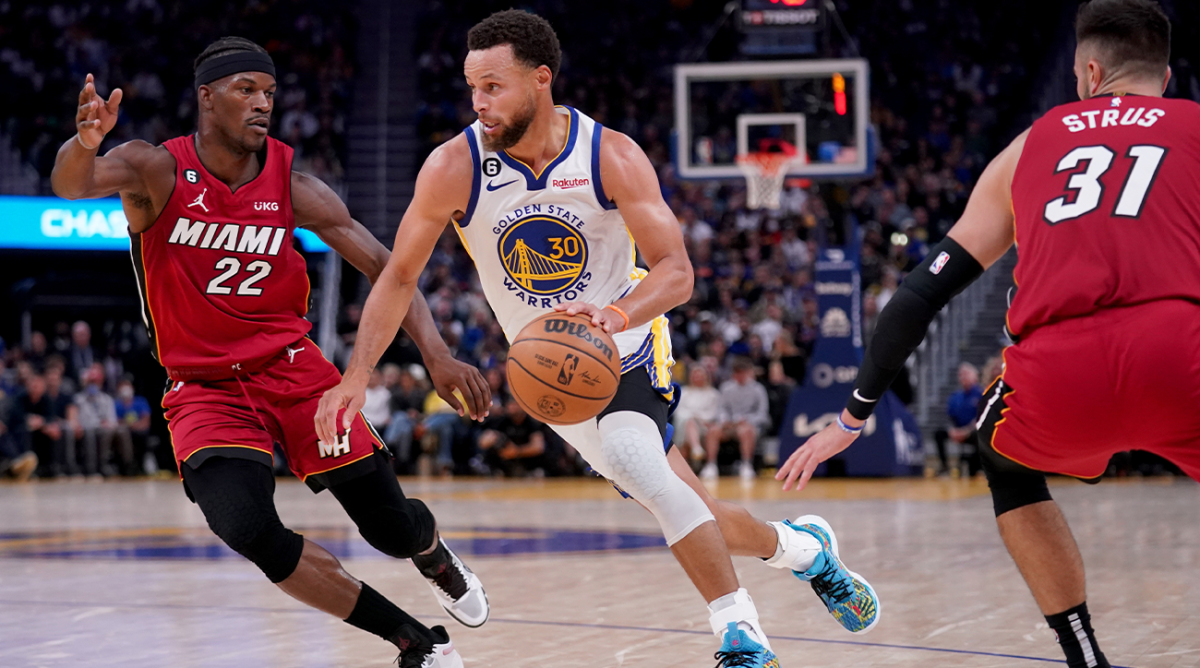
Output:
208,513,304,583
354,498,435,559
601,426,713,545
981,443,1053,517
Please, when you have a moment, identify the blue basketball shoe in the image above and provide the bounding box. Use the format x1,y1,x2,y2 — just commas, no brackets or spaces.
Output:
714,622,780,668
787,515,880,634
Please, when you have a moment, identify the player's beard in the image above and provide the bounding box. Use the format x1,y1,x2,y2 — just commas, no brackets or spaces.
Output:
482,93,536,152
216,120,268,156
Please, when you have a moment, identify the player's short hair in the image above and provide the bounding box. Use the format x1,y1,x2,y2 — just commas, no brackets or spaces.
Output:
193,36,269,73
1076,0,1170,78
467,9,562,82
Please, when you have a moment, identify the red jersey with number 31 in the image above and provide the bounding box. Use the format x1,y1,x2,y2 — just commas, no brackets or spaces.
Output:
1007,95,1200,340
130,135,311,377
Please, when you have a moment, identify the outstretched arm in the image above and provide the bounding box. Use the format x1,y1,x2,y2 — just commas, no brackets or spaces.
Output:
51,74,139,200
293,171,488,420
555,129,693,333
315,135,486,444
777,130,1027,492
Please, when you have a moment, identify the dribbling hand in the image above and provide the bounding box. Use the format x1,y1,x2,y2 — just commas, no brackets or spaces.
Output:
76,73,123,150
775,420,860,492
554,301,626,334
315,379,366,448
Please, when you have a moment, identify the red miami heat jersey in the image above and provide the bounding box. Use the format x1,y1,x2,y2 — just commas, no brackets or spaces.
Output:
1007,95,1200,339
130,135,311,377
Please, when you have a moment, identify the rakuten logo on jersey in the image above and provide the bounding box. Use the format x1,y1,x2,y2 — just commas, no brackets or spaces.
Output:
551,177,590,190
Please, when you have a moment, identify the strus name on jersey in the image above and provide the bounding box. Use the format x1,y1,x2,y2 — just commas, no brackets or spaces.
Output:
168,216,289,256
1062,106,1165,133
492,202,594,308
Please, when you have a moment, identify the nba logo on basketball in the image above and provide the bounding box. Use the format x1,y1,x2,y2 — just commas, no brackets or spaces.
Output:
557,354,579,385
929,251,950,275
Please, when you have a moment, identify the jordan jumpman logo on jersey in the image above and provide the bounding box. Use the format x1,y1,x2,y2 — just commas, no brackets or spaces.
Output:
187,188,209,213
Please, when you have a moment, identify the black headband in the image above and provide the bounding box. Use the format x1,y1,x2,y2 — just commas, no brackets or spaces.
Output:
194,51,276,89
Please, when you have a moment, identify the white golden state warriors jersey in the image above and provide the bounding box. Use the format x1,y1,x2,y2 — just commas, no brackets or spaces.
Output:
456,106,673,394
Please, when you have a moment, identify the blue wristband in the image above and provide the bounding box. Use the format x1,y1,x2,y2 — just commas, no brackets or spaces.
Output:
836,415,864,434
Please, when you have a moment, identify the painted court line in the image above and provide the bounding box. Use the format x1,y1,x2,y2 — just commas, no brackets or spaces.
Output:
0,598,1131,666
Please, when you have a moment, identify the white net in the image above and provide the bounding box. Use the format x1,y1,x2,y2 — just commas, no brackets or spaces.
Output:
736,153,800,210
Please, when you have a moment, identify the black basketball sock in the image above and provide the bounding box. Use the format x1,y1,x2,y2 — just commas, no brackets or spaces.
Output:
411,539,450,578
344,583,433,650
1045,602,1110,668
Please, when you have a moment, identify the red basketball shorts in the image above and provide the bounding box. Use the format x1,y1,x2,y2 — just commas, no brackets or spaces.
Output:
981,300,1200,481
162,338,386,491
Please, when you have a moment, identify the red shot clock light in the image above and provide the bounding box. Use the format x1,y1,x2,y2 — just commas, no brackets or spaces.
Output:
833,72,847,115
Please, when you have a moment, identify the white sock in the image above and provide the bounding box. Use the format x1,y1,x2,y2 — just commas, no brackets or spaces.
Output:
708,588,772,653
763,520,822,573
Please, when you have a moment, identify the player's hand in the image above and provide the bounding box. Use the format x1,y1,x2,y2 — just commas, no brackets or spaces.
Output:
76,73,123,150
776,418,860,492
427,355,490,421
315,378,367,447
554,301,626,334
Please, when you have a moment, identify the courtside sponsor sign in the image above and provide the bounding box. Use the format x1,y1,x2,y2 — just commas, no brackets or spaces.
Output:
0,195,330,252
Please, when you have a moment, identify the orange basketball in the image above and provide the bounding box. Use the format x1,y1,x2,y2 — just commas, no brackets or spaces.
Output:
505,312,622,425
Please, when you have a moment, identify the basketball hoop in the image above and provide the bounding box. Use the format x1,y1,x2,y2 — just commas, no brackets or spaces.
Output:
736,139,803,210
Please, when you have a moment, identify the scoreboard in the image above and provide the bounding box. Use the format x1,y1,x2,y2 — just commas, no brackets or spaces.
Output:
739,0,825,56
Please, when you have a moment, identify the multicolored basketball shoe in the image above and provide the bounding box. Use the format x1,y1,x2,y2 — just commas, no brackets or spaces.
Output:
714,622,781,668
787,515,880,634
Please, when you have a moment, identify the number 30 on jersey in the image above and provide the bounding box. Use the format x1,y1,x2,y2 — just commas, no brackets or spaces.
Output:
1043,144,1167,224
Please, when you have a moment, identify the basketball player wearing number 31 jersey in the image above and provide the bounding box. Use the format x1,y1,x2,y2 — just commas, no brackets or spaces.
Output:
50,37,491,667
318,10,879,666
777,2,1199,666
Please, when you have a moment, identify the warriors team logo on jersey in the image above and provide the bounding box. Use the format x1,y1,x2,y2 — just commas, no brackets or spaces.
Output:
497,214,589,296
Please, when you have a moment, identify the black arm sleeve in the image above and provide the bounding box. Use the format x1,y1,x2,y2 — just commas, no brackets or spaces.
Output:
845,237,985,420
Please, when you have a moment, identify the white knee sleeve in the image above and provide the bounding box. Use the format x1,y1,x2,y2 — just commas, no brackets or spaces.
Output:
598,412,714,545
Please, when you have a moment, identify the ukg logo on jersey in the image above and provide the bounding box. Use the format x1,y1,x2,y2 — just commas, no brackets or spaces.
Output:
551,177,590,190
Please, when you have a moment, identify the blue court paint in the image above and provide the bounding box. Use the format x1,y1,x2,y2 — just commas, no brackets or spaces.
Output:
0,526,667,560
0,599,1130,667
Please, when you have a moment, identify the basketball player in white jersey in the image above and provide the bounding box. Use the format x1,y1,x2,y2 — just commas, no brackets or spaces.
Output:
317,10,879,664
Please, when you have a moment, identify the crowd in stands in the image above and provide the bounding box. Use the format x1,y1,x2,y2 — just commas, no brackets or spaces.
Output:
3,1,1187,482
0,0,356,192
0,320,165,481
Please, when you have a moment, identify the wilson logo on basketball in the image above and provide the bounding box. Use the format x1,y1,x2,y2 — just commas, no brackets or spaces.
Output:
542,318,615,361
551,177,590,190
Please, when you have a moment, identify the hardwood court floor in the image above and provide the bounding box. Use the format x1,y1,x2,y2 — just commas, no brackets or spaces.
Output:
0,474,1196,667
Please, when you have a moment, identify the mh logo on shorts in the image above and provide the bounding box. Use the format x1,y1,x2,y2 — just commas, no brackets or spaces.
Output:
318,433,351,459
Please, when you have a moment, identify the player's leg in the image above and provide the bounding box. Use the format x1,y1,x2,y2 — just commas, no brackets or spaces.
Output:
592,407,777,662
977,379,1109,668
326,446,489,628
180,456,457,664
666,443,881,634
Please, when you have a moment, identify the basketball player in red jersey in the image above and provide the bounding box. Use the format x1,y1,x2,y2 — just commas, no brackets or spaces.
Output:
779,2,1197,666
50,37,488,667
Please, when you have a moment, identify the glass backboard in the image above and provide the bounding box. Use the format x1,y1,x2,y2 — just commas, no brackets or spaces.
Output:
673,59,872,180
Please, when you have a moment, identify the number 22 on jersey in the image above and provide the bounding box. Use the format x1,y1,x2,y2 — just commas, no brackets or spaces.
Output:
1044,144,1167,224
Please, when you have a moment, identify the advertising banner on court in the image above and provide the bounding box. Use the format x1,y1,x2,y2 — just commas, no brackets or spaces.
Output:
0,195,330,252
778,248,923,476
